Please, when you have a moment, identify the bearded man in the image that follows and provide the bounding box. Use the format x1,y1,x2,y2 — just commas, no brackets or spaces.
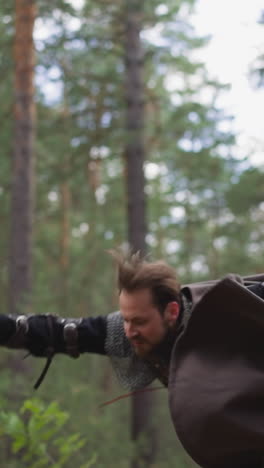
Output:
0,251,264,468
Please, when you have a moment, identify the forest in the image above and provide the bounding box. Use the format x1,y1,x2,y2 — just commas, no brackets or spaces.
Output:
0,0,263,467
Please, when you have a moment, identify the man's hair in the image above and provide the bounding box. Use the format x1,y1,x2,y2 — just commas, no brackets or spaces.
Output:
109,250,181,314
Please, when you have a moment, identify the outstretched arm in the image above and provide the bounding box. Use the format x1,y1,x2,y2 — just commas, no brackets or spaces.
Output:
0,312,156,391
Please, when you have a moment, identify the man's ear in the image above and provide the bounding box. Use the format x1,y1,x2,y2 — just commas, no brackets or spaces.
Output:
165,301,180,323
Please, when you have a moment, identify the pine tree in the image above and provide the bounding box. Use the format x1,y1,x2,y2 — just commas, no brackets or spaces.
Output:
10,0,37,314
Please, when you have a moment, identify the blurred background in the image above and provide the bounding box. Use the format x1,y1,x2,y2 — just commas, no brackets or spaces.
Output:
0,0,263,467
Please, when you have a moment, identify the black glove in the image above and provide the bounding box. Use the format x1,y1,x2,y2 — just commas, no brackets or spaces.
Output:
27,315,64,357
0,314,64,356
0,315,17,344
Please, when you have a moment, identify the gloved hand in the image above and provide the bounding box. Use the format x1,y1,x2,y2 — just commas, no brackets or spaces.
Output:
27,315,64,357
0,315,16,344
0,314,64,356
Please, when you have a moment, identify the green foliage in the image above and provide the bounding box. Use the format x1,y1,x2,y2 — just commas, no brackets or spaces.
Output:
0,398,94,468
227,167,264,214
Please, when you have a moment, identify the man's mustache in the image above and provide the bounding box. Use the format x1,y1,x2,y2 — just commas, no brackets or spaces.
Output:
130,336,147,344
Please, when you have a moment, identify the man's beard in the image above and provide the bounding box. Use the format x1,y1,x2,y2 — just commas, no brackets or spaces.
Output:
147,323,177,359
131,323,177,359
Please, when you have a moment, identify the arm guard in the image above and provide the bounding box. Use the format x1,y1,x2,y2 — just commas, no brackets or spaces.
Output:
2,314,107,356
0,314,107,388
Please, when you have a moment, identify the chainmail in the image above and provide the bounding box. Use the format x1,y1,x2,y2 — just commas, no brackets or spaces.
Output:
105,311,156,390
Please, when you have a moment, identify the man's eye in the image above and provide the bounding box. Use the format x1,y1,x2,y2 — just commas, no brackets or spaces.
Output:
134,320,147,326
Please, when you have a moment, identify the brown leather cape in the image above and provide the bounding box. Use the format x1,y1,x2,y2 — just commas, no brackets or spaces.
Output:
169,274,264,468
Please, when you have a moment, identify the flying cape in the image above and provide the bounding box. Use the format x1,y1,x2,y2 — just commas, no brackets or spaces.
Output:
169,274,264,468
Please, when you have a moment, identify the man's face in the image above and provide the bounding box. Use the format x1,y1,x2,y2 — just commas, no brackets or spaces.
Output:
119,288,179,357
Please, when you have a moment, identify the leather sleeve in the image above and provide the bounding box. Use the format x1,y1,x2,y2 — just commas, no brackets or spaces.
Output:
68,316,107,354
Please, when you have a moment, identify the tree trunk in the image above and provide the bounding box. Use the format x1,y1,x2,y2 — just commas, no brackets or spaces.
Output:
123,1,156,466
9,0,36,314
124,1,146,250
59,180,71,313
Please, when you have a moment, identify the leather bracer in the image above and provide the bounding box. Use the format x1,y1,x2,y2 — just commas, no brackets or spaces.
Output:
5,314,83,358
1,313,106,388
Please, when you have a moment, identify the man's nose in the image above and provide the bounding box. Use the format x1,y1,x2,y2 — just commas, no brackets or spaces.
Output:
124,322,137,339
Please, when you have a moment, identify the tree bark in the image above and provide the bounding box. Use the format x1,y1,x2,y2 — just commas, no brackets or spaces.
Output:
124,1,146,251
9,0,36,314
59,179,71,313
123,1,156,466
